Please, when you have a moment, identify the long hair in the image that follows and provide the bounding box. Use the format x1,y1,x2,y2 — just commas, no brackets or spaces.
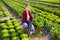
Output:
25,4,31,14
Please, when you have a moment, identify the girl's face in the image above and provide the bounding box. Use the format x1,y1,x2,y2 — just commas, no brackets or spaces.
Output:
26,5,30,11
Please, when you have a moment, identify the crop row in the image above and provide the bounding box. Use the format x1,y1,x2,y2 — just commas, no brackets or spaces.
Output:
30,4,60,17
0,1,29,40
39,0,60,4
34,14,60,40
0,2,9,18
29,0,60,5
14,0,60,17
2,0,25,17
0,17,29,40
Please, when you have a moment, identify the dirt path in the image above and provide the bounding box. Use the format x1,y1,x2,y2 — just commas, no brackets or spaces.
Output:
2,1,50,40
30,35,49,40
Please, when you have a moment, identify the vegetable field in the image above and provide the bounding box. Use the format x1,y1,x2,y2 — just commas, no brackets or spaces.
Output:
0,0,60,40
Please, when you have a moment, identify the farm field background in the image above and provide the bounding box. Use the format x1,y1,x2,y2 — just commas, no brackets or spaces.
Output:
0,0,60,40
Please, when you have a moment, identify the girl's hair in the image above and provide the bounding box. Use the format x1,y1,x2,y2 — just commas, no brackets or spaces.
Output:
25,4,30,7
25,4,31,13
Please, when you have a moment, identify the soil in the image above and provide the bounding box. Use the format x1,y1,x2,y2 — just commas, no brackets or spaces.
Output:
30,35,49,40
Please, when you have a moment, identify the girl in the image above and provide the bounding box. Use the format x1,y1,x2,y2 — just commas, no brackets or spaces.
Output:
22,4,35,34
